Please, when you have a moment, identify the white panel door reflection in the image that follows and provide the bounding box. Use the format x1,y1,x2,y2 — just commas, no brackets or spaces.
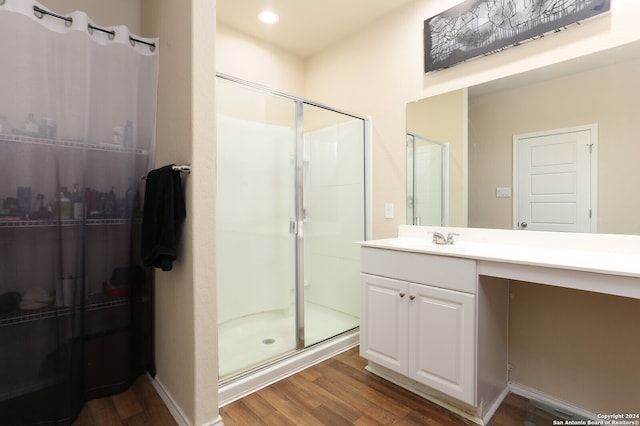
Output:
515,125,597,233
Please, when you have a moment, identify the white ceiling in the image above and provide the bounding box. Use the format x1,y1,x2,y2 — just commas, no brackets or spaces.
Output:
216,0,417,57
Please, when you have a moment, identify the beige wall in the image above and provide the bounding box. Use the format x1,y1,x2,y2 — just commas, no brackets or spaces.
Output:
140,2,194,422
469,57,640,234
509,281,640,412
217,24,305,95
142,1,218,425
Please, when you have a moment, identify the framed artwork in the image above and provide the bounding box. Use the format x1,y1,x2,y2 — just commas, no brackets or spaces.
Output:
424,0,611,73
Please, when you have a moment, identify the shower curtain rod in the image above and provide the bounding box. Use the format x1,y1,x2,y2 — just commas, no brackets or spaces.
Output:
32,5,156,51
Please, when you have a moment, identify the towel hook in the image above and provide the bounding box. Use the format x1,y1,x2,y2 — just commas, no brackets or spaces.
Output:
141,164,191,180
171,164,191,173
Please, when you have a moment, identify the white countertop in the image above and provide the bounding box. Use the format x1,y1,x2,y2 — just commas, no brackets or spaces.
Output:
359,226,640,279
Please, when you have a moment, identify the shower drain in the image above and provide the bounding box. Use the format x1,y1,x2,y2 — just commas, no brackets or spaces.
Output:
262,338,276,345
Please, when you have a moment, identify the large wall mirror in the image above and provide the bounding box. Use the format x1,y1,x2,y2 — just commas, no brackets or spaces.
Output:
407,40,640,235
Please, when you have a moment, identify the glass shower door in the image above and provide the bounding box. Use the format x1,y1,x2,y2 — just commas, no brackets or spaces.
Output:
216,79,297,379
407,133,449,226
217,76,368,382
301,103,364,346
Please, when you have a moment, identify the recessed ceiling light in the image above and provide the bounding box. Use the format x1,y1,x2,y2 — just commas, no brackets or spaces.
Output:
258,10,279,24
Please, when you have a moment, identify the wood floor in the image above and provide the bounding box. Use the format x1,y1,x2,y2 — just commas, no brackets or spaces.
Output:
73,374,177,426
75,346,532,425
220,347,530,426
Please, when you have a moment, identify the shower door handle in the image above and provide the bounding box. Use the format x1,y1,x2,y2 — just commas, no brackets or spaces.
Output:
289,219,298,235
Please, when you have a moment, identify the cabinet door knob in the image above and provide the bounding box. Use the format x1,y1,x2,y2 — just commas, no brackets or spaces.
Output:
409,295,415,300
399,292,405,298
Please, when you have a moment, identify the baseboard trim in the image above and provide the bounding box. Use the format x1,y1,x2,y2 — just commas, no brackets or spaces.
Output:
219,331,359,407
508,382,598,421
482,386,510,425
148,373,225,426
147,373,196,426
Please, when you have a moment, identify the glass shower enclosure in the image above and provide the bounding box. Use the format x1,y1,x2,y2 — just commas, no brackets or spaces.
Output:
406,132,449,226
216,75,368,381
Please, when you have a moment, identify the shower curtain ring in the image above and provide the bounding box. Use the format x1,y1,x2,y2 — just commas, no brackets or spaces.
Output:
129,36,156,52
33,7,43,19
88,23,116,40
33,6,73,27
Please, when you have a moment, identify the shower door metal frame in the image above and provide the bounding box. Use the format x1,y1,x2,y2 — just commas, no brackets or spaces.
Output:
217,72,372,358
293,100,306,350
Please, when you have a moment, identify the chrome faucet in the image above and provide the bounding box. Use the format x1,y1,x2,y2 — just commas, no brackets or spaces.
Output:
432,232,447,245
432,232,459,245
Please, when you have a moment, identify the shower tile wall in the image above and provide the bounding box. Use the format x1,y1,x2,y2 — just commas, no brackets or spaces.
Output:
305,120,364,321
217,115,363,324
216,115,294,325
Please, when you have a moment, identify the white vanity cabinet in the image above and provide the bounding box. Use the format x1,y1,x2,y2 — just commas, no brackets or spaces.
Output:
360,247,477,406
360,274,409,373
408,281,475,404
360,225,640,424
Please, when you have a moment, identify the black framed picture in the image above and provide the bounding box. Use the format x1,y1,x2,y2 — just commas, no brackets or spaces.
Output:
424,0,611,73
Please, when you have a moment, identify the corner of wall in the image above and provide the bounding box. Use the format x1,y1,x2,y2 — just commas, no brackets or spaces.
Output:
141,0,218,424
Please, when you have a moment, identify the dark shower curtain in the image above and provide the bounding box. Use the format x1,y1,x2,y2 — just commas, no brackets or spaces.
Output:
0,2,159,424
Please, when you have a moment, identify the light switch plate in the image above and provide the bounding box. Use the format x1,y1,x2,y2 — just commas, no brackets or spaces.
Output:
496,187,512,198
384,203,394,219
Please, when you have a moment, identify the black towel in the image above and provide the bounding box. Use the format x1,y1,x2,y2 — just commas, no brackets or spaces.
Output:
141,165,186,271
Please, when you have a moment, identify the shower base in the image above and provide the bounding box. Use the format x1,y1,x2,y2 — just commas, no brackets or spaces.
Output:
218,302,359,406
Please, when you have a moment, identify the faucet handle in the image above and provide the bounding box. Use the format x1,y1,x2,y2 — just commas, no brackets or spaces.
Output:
446,232,459,244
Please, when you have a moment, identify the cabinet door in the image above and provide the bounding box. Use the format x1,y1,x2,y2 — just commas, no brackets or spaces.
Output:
408,284,476,406
360,274,408,373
